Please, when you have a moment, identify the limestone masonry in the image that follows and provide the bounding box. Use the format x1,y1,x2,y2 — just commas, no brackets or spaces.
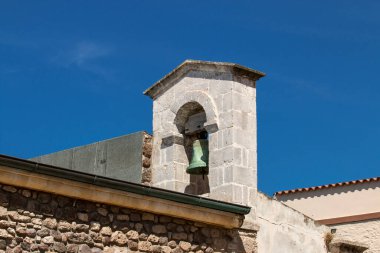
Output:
0,183,254,253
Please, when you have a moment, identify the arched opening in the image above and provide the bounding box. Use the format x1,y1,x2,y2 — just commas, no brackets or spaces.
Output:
174,102,210,195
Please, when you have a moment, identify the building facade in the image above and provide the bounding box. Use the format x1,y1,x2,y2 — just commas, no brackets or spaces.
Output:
276,177,380,253
0,60,375,253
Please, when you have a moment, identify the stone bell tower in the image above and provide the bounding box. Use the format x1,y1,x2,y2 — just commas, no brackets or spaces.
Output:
144,60,265,205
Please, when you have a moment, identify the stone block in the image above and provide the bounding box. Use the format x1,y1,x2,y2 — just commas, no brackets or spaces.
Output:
222,93,233,112
233,147,242,166
222,147,233,163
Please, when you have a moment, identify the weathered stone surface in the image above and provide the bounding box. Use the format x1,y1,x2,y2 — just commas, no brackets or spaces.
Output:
152,224,167,234
15,226,27,237
37,193,51,203
39,243,49,251
173,232,187,240
67,243,79,253
97,208,108,217
37,228,50,237
172,246,184,253
0,207,7,220
143,142,152,157
148,234,160,244
56,221,70,231
100,226,112,236
21,190,32,198
8,212,31,223
139,232,148,241
150,244,162,253
90,221,101,232
159,236,168,245
41,235,54,245
78,244,92,253
201,228,210,237
126,230,139,241
162,245,171,253
42,218,57,229
110,231,128,246
26,228,36,237
51,230,62,241
210,229,220,238
0,229,12,239
7,227,15,236
53,242,66,252
128,239,138,250
159,216,171,223
0,239,5,250
179,241,192,251
75,223,90,232
168,240,177,248
77,212,89,222
92,247,103,253
139,241,152,251
0,220,10,229
0,183,250,253
135,223,143,232
116,214,129,221
130,213,141,222
205,247,213,253
31,217,42,225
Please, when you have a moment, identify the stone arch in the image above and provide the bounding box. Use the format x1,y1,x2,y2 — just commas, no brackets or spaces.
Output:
170,91,219,133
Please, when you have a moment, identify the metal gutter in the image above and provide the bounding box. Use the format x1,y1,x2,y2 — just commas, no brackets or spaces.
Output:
0,154,250,215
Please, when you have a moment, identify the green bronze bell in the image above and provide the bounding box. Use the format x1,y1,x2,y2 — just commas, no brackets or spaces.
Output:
186,139,209,175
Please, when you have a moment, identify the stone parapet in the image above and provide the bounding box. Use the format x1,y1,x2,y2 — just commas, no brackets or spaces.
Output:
0,183,256,253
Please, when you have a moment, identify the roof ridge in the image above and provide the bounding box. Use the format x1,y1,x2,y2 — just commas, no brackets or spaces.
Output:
274,176,380,196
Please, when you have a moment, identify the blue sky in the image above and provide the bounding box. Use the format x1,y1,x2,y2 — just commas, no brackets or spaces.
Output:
1,1,379,195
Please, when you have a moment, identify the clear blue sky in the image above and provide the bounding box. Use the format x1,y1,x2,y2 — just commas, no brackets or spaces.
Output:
1,1,379,195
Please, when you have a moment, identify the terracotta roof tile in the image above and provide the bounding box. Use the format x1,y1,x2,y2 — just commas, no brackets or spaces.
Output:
274,177,380,196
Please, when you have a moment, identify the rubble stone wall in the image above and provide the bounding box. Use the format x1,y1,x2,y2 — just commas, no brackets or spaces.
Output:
141,133,152,185
0,183,256,253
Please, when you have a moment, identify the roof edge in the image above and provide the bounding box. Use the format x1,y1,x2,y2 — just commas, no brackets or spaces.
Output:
0,154,250,216
274,176,380,196
144,60,265,99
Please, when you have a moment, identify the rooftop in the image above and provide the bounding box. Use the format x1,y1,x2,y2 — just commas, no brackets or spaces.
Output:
274,176,380,196
144,59,265,99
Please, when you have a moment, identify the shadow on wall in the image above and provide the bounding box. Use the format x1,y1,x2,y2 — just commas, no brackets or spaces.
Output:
160,134,211,195
175,101,211,196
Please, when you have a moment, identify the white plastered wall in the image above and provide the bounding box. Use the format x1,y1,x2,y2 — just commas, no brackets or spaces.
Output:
255,192,329,253
276,181,380,221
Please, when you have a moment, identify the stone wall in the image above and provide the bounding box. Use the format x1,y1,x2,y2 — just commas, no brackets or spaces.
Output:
142,133,152,185
255,192,328,253
0,183,256,253
151,67,258,206
332,219,380,253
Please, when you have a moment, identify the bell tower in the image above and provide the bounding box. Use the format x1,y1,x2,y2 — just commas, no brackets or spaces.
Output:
144,60,265,205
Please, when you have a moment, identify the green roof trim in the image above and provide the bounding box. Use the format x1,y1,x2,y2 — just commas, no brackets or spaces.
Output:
0,154,251,215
